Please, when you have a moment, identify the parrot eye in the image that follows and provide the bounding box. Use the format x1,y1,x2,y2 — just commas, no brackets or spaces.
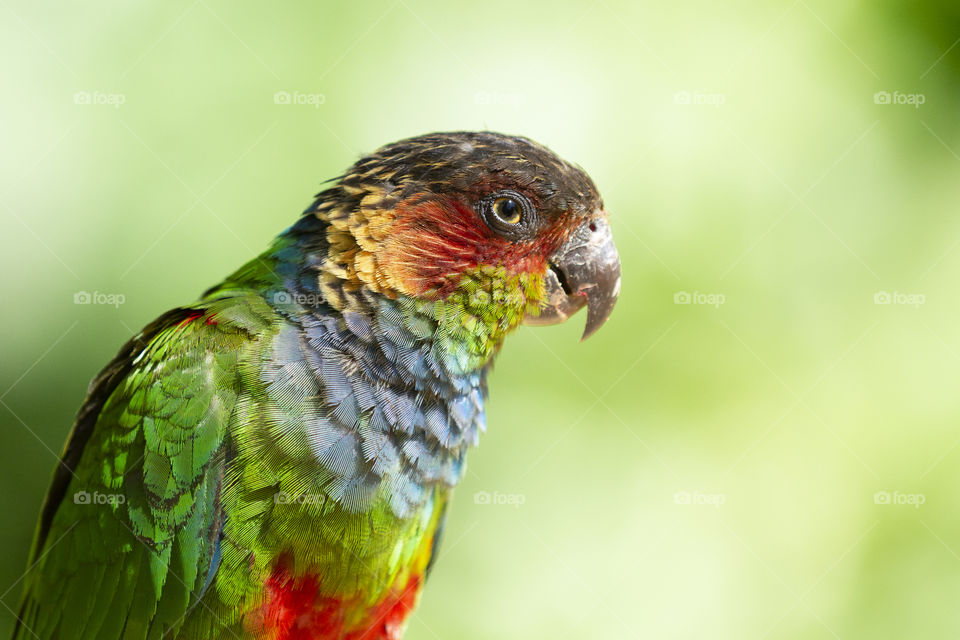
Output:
480,190,535,238
492,197,522,225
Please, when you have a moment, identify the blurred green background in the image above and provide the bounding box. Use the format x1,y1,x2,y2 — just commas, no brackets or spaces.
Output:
3,0,960,637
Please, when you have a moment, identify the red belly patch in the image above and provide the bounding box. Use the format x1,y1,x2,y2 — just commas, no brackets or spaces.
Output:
256,562,422,640
345,574,420,640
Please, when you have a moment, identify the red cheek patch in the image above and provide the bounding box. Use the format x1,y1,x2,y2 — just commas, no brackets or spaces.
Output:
379,197,551,297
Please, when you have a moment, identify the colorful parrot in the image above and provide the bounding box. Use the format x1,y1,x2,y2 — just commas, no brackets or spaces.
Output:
13,131,621,640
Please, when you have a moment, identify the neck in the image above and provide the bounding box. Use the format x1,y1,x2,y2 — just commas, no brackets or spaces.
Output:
271,211,539,375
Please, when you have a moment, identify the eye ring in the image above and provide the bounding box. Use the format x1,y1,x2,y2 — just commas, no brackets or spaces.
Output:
480,190,535,237
492,196,522,225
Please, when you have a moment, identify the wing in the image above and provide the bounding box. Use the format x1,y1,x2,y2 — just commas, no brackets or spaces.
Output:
13,294,274,640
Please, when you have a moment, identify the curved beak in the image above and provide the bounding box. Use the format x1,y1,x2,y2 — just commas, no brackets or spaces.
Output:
524,214,622,340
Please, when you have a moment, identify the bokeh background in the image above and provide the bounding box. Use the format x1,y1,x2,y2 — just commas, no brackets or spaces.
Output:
3,1,960,638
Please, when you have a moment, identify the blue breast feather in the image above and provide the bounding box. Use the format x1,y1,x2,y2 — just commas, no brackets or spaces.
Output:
257,217,488,519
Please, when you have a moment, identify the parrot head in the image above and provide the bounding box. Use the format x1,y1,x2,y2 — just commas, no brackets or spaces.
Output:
309,131,621,354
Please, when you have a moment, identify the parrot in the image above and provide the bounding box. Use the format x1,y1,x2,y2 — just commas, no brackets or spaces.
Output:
12,131,621,640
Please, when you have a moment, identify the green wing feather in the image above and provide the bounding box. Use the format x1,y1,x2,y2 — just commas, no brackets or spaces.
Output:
14,294,273,640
